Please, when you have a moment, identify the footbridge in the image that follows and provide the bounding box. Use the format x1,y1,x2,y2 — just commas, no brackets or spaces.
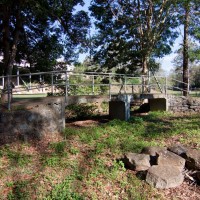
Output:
0,70,197,113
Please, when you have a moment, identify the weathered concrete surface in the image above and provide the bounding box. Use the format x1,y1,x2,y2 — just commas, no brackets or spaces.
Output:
168,145,200,171
148,98,168,111
0,97,65,143
65,95,109,105
146,165,184,189
123,152,151,171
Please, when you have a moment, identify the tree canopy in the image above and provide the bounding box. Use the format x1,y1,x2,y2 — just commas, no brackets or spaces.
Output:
89,0,179,75
0,0,90,75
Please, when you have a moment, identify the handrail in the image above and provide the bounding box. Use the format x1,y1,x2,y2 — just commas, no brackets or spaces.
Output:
0,70,196,110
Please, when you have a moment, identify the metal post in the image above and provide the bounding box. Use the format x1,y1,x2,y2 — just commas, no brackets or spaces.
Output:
92,75,95,95
109,74,111,99
124,75,127,94
17,68,19,86
29,73,31,90
2,76,4,88
65,70,68,103
141,76,144,94
51,72,54,94
7,75,11,111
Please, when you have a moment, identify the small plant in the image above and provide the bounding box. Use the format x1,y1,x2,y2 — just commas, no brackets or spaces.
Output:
50,141,66,154
66,103,98,119
42,154,60,167
7,180,30,200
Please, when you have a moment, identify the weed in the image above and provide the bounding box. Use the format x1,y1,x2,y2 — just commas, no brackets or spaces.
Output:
7,180,30,200
50,141,66,154
69,147,80,155
45,176,84,200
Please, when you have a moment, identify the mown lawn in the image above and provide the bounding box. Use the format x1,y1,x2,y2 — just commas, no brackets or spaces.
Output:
0,112,199,199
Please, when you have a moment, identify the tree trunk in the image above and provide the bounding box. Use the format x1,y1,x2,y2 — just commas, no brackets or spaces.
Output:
182,3,190,96
1,4,22,107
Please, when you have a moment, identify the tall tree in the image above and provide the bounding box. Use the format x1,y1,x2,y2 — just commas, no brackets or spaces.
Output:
0,0,90,77
178,0,200,96
89,0,178,76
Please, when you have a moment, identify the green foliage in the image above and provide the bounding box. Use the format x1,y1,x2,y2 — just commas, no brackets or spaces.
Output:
7,180,30,200
89,0,178,73
49,141,66,154
3,148,31,167
66,103,98,119
45,176,84,200
1,0,90,75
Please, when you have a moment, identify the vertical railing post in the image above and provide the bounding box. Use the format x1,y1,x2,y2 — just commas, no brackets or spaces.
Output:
165,76,167,95
109,73,111,100
17,67,19,86
7,75,11,111
65,70,68,103
92,75,95,95
141,75,144,95
2,76,4,88
124,75,127,94
29,73,31,90
51,72,54,95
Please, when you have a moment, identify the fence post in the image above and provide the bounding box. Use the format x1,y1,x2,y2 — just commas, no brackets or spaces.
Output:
65,70,68,103
141,76,144,94
165,76,167,95
109,73,111,100
2,76,4,88
51,72,54,94
124,75,127,94
92,75,95,95
7,75,11,111
17,68,19,86
29,73,32,90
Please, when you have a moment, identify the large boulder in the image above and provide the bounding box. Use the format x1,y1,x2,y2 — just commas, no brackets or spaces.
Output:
157,150,185,172
168,145,200,170
123,152,151,171
184,148,200,170
146,165,184,189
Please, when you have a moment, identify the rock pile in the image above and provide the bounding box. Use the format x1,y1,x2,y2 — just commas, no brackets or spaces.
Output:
122,145,200,189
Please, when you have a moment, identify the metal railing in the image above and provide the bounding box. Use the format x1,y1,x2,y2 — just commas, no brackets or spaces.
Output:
0,70,198,110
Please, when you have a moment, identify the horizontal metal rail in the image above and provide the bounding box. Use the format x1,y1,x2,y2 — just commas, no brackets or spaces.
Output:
0,70,195,110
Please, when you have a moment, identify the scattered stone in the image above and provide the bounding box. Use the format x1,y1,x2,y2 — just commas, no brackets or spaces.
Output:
168,145,200,171
141,146,167,165
184,148,200,171
141,146,167,156
157,150,185,172
123,152,151,171
168,144,187,157
146,165,184,189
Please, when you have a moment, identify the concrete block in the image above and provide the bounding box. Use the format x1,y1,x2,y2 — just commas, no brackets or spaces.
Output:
149,98,168,111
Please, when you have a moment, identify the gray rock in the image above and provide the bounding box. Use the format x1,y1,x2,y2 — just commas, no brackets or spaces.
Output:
146,165,184,189
141,146,167,165
157,150,185,172
168,145,200,171
141,146,167,156
185,148,200,170
168,145,187,157
123,152,151,171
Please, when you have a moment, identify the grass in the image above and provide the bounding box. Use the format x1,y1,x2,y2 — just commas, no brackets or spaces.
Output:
0,111,199,199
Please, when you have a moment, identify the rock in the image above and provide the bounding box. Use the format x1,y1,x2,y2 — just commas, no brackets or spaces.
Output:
141,146,167,165
168,145,200,171
123,152,151,171
146,165,184,189
157,150,185,172
168,145,187,157
184,148,200,170
141,146,167,156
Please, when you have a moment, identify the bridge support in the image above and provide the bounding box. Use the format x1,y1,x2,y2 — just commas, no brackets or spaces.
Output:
109,95,132,121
